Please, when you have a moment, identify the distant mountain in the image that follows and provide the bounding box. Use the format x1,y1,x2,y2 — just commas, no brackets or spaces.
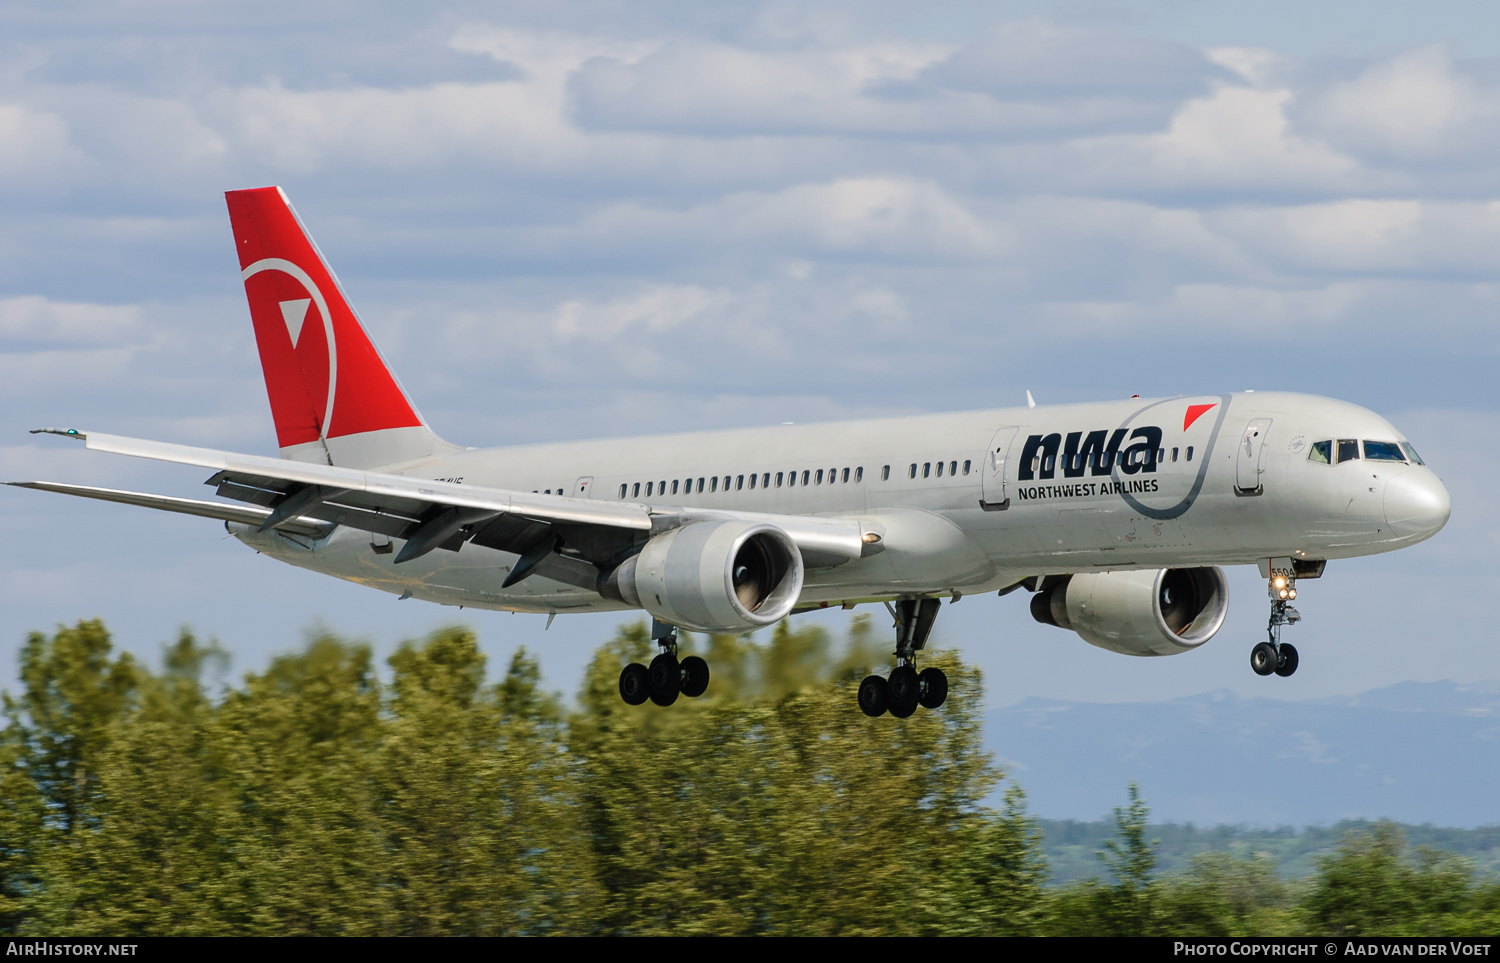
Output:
984,681,1500,828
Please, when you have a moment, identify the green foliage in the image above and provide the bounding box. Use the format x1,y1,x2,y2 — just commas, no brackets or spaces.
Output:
1,616,1496,937
1158,852,1293,936
1300,822,1492,936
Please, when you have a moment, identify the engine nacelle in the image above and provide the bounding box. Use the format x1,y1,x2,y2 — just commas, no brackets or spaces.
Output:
598,520,804,633
1029,567,1229,657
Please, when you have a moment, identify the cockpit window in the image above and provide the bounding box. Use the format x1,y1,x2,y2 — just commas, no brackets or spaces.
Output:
1363,441,1406,462
1401,442,1426,466
1336,439,1360,463
1308,440,1332,464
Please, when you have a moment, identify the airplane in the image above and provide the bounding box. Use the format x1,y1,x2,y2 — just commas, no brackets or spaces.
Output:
10,187,1452,719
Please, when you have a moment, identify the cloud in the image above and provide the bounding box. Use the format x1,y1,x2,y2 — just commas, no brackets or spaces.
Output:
1054,85,1368,196
1208,200,1500,276
1296,46,1500,166
0,102,87,185
553,284,732,341
924,19,1228,100
0,296,142,345
569,23,1226,141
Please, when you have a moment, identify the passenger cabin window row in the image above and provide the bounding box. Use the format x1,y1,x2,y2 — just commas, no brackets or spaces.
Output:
1308,439,1424,466
907,460,973,479
617,466,865,499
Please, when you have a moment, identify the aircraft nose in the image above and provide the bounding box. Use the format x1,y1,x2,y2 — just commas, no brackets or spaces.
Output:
1384,469,1451,538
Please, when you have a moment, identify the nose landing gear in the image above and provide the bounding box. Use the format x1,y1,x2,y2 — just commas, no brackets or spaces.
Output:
618,619,712,707
1251,566,1301,678
859,597,949,718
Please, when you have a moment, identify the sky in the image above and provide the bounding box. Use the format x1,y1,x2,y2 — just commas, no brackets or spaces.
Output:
2,0,1499,723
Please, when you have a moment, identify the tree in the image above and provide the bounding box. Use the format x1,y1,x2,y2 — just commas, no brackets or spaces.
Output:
1302,822,1476,936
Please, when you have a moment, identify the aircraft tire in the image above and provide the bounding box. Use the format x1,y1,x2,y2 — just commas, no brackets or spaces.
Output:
648,653,681,706
619,663,650,706
1274,643,1299,678
918,667,948,710
1250,642,1278,677
681,656,710,698
858,675,889,717
888,666,920,718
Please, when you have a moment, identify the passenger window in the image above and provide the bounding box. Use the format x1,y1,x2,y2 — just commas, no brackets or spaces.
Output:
1186,447,1193,462
646,482,654,496
633,482,641,497
659,480,666,493
671,480,679,495
710,477,718,492
1363,441,1406,462
950,460,957,477
829,467,836,482
962,460,970,475
1157,449,1165,464
619,484,627,498
737,475,744,490
1308,440,1331,464
923,462,931,478
776,472,784,487
1401,443,1425,466
763,473,770,488
1171,448,1179,463
909,464,917,479
748,474,756,489
856,467,864,482
802,470,810,486
816,469,824,484
881,465,889,480
842,468,850,483
935,462,943,477
1337,439,1359,463
724,476,731,490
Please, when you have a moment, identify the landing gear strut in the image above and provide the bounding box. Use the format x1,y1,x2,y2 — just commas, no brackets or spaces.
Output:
618,619,711,706
859,597,949,718
1251,567,1301,678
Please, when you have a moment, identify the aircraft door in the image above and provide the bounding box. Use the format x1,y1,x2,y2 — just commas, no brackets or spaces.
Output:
981,427,1020,510
1235,419,1272,495
573,476,594,498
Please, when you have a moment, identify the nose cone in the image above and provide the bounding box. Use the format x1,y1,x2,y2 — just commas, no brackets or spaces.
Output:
1384,470,1451,539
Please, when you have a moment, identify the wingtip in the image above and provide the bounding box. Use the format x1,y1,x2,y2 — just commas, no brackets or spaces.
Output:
30,428,85,439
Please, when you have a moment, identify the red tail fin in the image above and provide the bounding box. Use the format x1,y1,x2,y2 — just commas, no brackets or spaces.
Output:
226,187,454,468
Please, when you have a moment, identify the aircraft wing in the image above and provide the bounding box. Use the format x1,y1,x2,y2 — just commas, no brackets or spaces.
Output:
22,429,865,572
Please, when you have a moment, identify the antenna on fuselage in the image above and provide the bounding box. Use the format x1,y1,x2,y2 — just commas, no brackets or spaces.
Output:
1026,390,1036,409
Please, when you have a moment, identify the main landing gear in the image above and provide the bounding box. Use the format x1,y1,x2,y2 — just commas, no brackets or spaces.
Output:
618,619,711,707
1250,569,1301,678
859,597,948,718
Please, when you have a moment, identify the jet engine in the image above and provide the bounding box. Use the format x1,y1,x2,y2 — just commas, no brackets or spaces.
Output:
598,520,804,633
1029,567,1229,657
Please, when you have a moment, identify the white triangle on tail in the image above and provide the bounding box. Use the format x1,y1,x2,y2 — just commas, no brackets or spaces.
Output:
279,299,311,348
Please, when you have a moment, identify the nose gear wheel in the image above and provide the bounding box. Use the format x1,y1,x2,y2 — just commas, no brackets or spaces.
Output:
1251,567,1303,679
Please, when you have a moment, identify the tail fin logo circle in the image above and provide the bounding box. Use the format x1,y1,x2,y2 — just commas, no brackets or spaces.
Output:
242,258,338,442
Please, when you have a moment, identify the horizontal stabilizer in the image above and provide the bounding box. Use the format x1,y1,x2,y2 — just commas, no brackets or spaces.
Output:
7,481,328,536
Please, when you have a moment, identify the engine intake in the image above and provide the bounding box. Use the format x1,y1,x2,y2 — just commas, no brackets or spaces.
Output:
1030,567,1229,657
598,520,804,633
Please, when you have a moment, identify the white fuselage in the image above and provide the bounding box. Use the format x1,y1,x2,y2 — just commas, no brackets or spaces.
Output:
234,391,1450,614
